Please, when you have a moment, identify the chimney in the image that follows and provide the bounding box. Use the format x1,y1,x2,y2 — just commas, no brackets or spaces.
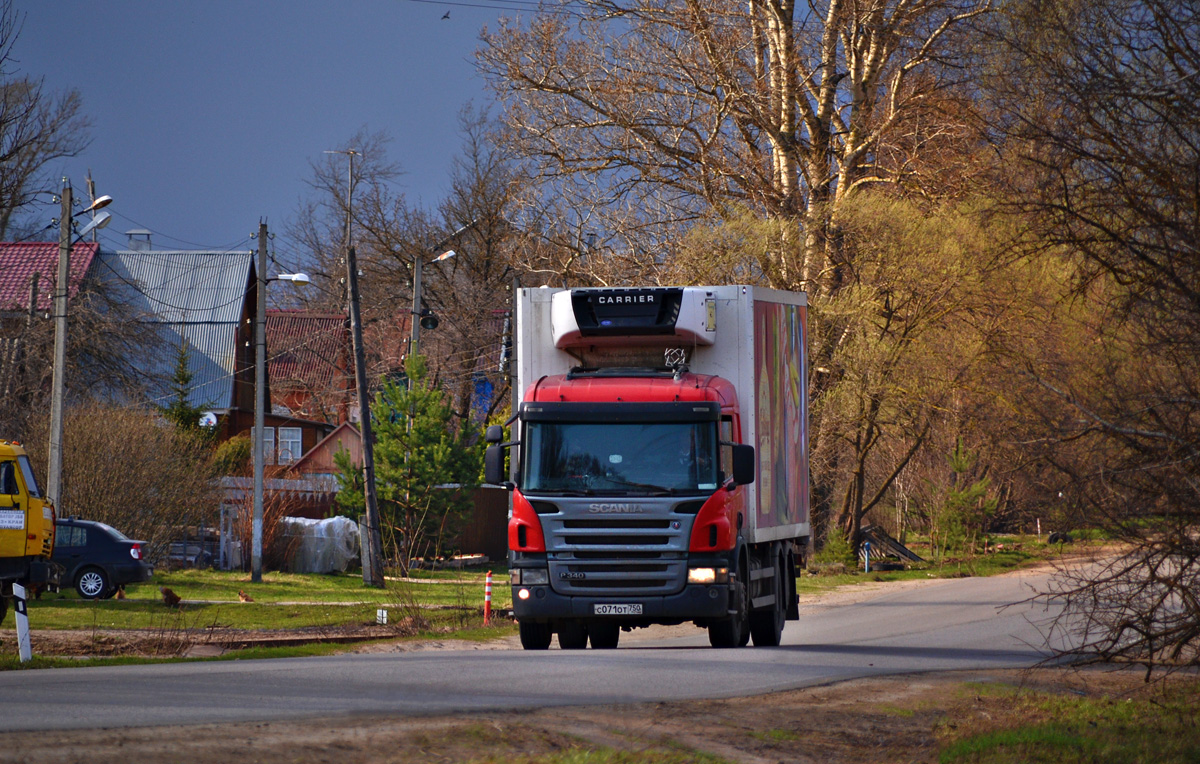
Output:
125,229,152,251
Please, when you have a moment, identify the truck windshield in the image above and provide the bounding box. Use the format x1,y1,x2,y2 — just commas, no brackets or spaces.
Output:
523,421,719,495
17,456,41,498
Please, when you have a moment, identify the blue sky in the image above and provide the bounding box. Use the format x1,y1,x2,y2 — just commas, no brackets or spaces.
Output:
13,1,516,255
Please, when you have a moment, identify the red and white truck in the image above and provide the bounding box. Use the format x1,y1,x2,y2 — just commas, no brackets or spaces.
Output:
485,285,810,649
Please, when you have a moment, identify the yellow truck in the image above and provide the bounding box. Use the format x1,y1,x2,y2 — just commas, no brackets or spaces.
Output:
0,440,61,623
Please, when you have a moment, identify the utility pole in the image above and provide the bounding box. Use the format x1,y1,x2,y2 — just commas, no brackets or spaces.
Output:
251,221,268,583
46,182,71,511
347,244,384,587
328,148,384,587
410,249,425,357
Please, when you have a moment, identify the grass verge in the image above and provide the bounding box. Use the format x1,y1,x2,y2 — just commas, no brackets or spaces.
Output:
938,674,1200,763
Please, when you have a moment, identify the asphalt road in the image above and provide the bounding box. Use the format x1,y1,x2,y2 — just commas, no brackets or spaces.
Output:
0,569,1066,732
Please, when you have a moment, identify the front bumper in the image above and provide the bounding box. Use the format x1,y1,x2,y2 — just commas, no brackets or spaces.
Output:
511,582,730,622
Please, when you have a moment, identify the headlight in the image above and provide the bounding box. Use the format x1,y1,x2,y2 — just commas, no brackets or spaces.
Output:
520,568,549,585
688,567,729,584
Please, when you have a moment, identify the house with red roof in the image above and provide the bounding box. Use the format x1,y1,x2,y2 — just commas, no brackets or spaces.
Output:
265,309,352,426
0,242,99,315
0,242,100,403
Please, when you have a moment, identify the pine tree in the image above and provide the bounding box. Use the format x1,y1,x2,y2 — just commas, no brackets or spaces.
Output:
158,339,214,444
335,355,482,574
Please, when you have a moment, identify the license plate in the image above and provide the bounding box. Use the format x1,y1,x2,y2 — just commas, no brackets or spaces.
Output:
594,603,642,616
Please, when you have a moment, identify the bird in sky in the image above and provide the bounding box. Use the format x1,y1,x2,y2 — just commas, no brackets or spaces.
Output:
442,11,450,19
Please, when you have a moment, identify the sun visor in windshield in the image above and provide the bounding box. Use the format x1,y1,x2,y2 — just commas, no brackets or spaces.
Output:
520,401,720,423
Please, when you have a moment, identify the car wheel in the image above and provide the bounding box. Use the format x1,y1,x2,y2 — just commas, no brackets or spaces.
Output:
0,595,7,625
75,567,110,600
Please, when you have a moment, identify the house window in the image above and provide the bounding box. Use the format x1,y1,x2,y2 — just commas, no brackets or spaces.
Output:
278,427,302,464
263,427,276,464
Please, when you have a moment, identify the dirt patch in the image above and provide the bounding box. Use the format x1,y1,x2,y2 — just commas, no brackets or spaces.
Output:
0,618,439,659
0,666,1183,764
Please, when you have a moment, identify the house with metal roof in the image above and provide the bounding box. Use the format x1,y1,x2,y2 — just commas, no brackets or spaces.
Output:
92,248,336,454
91,248,259,419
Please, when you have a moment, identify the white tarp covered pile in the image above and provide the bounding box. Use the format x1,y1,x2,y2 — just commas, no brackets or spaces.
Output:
281,516,360,573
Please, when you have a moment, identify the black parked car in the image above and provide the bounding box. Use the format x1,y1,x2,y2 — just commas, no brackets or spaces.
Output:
52,518,154,599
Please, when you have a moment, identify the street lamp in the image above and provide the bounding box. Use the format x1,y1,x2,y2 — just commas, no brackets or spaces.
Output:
46,182,113,511
410,222,475,358
409,248,455,353
250,219,309,583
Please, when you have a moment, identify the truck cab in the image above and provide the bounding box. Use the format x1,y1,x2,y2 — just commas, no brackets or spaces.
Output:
0,441,61,622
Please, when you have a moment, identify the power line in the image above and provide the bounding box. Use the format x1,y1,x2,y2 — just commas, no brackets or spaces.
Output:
103,209,256,252
405,0,586,16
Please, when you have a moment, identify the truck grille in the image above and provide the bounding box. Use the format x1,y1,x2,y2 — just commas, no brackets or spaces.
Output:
541,502,692,596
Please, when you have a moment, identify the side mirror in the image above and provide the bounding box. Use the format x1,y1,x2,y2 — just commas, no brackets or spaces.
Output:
731,444,755,486
484,444,508,486
485,425,504,444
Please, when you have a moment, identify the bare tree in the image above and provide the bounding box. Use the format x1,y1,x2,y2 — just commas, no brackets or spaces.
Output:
478,0,991,294
0,0,91,239
989,0,1200,672
23,404,219,561
478,0,999,548
288,116,538,428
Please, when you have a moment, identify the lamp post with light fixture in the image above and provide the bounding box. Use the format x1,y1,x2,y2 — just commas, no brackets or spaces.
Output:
409,220,477,358
250,220,309,583
46,180,113,511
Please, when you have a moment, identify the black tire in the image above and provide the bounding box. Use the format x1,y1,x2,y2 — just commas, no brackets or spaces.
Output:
0,595,7,625
75,567,110,600
708,570,748,648
588,622,620,649
749,556,786,647
557,620,588,649
519,620,553,650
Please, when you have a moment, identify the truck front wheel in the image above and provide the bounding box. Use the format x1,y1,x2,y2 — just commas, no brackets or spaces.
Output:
557,620,588,649
708,571,748,648
519,620,553,650
588,622,620,649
